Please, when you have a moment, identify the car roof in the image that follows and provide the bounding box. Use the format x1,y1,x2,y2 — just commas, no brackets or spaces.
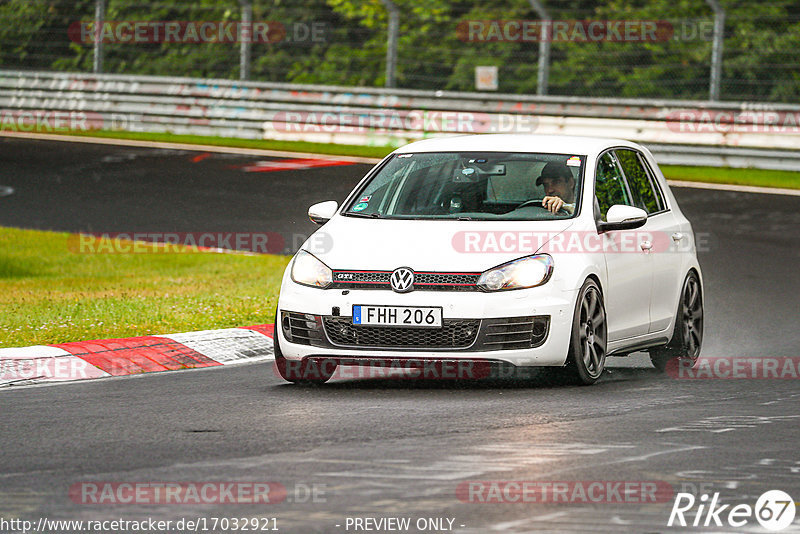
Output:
393,134,641,156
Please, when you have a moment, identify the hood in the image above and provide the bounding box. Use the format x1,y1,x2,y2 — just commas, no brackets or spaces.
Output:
301,215,575,272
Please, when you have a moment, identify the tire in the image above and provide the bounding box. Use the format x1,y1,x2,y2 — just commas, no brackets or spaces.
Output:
273,316,336,385
559,279,608,385
650,271,703,372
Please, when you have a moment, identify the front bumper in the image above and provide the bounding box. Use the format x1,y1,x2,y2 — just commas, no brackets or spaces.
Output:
276,282,575,367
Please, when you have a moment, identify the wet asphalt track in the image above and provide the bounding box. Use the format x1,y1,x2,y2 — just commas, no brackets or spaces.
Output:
1,138,799,533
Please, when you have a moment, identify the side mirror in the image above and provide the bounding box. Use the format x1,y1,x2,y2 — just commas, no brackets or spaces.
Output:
308,201,338,225
598,205,647,233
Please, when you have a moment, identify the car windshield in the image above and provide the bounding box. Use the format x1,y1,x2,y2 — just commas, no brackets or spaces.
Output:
344,151,585,220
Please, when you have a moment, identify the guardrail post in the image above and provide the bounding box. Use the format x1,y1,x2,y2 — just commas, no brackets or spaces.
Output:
528,0,550,96
705,0,725,101
93,0,105,74
381,0,399,88
239,0,253,80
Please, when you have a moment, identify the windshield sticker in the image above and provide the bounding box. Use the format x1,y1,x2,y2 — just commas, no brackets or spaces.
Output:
462,168,475,175
359,195,372,203
352,202,369,212
566,156,581,167
398,154,413,158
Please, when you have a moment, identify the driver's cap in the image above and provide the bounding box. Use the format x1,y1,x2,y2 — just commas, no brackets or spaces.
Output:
536,161,572,186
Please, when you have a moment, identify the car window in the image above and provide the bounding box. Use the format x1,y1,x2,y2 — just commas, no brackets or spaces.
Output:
345,152,585,221
485,160,540,202
595,151,632,220
616,149,664,214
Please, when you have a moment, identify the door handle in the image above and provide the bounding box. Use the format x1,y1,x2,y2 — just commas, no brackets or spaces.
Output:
640,240,653,252
671,232,684,242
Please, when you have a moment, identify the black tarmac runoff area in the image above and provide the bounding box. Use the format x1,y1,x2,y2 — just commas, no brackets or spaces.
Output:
1,137,799,533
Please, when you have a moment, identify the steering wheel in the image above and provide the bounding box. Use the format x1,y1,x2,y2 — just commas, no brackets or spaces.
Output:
514,198,569,215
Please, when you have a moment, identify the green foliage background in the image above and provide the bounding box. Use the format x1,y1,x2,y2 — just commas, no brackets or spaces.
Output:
1,0,798,101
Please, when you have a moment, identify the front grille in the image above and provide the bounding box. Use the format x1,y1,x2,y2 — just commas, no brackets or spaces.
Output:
281,310,550,352
323,317,480,349
416,272,480,287
481,316,550,350
333,271,391,286
331,270,480,291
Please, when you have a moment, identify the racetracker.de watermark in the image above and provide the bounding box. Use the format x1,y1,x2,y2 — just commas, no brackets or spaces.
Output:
68,482,326,504
0,110,140,133
275,359,502,381
68,232,286,254
0,357,101,382
68,21,329,44
456,480,674,504
667,357,800,380
457,20,676,42
666,110,800,134
267,110,538,135
451,230,711,254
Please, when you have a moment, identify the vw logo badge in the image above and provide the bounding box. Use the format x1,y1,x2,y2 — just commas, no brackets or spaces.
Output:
390,267,415,293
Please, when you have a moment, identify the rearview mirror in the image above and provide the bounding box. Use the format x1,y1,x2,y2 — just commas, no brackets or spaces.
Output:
308,201,338,225
598,205,647,233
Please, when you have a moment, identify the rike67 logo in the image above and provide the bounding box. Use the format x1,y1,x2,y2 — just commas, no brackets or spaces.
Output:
668,490,796,531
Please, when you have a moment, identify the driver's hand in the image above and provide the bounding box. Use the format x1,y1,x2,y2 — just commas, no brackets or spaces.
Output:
542,196,564,214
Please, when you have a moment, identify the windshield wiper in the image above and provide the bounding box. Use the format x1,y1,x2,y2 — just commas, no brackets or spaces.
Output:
343,211,382,219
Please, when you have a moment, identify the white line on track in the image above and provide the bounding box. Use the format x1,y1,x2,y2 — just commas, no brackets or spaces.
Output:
0,131,383,164
667,179,800,197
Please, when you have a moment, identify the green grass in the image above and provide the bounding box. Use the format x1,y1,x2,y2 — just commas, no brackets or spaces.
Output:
0,227,289,348
60,129,393,159
49,130,800,190
661,165,800,190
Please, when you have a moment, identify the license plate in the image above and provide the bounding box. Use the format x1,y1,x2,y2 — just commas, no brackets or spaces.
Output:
353,305,443,328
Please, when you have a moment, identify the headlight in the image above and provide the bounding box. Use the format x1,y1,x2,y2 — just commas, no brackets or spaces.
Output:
477,254,553,291
291,250,332,288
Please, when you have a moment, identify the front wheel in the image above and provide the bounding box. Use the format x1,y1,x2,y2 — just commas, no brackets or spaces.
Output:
560,279,607,385
650,271,703,372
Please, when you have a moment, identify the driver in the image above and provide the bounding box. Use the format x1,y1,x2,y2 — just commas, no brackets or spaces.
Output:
536,161,576,214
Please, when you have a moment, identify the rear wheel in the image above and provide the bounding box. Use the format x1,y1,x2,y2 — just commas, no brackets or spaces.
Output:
559,279,607,385
650,271,703,372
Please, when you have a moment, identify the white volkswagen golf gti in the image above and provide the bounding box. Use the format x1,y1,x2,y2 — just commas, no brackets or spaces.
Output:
274,134,703,385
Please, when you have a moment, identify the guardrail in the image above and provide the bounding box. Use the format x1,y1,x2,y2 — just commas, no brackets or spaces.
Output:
1,70,799,170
